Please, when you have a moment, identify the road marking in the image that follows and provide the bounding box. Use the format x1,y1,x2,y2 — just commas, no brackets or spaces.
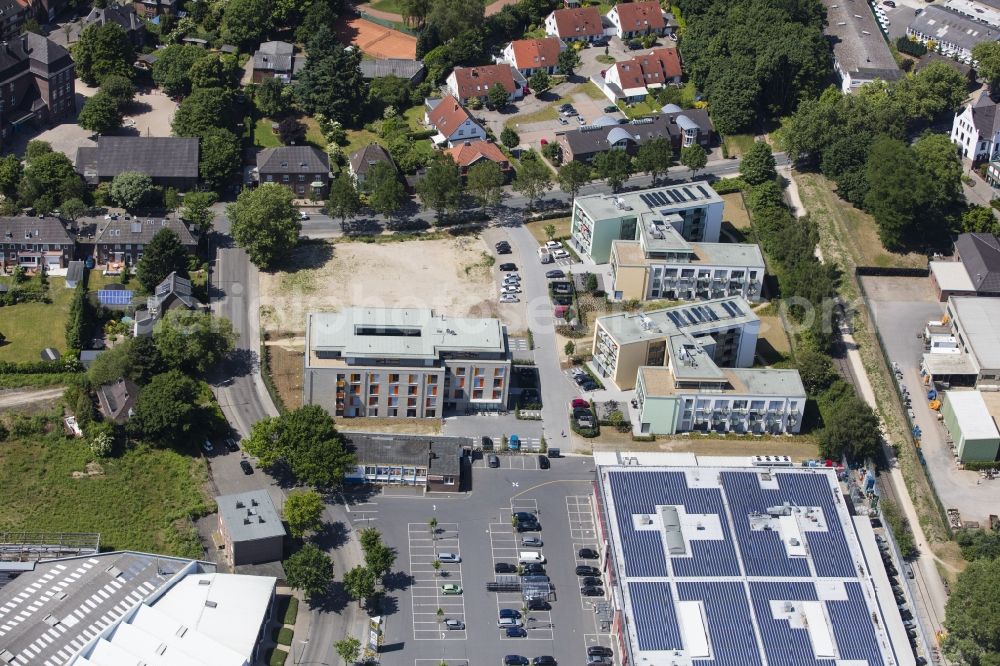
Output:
408,522,466,641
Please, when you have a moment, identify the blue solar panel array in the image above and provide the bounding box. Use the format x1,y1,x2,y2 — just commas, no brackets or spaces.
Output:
98,289,133,306
677,582,759,666
829,583,885,666
629,582,683,652
750,581,827,666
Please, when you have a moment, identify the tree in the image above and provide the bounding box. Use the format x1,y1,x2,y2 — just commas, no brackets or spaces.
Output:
365,161,406,218
818,394,880,461
243,405,356,488
190,53,240,91
60,198,88,223
135,228,190,292
500,126,520,150
343,565,376,607
278,117,307,145
400,0,431,27
635,138,674,185
973,41,1000,89
512,153,552,209
487,83,509,110
358,527,382,553
543,224,556,240
944,557,1000,665
864,136,923,250
961,205,999,235
557,48,582,76
0,154,22,197
172,87,235,138
364,542,397,581
284,544,334,599
222,0,273,47
529,70,551,93
25,140,52,163
255,76,290,118
151,44,204,97
228,184,301,269
328,172,361,224
19,151,79,209
429,516,438,534
335,637,361,665
564,340,575,356
78,92,123,134
426,0,484,41
739,140,778,186
593,150,633,192
796,348,836,394
284,490,325,538
109,171,153,211
181,191,217,235
466,160,505,209
153,310,236,375
416,154,462,219
100,74,135,107
295,29,367,126
199,128,240,191
680,144,707,176
131,370,202,446
367,75,411,113
558,160,590,199
73,23,135,85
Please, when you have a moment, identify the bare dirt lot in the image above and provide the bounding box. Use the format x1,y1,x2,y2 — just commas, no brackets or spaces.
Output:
259,238,497,333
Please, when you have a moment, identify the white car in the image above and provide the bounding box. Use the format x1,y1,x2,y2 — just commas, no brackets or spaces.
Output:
501,285,522,294
544,241,562,250
438,552,461,563
299,211,310,220
499,295,520,303
552,249,570,260
503,276,521,284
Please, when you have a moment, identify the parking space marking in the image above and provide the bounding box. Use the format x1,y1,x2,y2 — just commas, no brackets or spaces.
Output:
566,495,597,541
415,660,469,666
509,337,529,352
474,451,543,469
408,522,466,640
500,499,553,641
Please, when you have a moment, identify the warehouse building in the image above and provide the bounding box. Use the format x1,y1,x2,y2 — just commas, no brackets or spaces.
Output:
942,390,1000,462
922,297,1000,390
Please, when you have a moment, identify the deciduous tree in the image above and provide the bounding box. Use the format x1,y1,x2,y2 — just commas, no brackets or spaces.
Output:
227,184,301,268
973,41,1000,89
135,228,190,292
130,370,202,446
278,117,306,145
557,48,581,76
466,160,504,209
558,160,590,199
172,87,235,138
78,91,123,134
181,191,217,235
284,490,325,538
818,394,880,461
944,557,1000,665
222,0,273,47
513,152,551,209
342,565,376,607
416,154,462,219
73,23,135,85
426,0,484,41
153,310,235,375
529,70,550,93
327,172,361,224
334,637,361,665
151,44,204,97
500,126,520,150
109,171,153,211
199,128,240,191
960,205,999,235
284,544,334,599
635,137,673,184
365,161,406,218
680,144,707,176
487,83,508,110
255,76,290,118
739,140,778,186
593,150,632,192
295,28,367,126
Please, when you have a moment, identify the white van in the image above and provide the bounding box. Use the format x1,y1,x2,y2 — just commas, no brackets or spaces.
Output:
518,551,545,564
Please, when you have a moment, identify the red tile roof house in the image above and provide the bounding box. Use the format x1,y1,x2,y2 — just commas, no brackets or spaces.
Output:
499,37,565,77
600,47,682,103
544,6,606,43
606,1,669,39
446,140,513,182
424,95,488,147
445,64,525,106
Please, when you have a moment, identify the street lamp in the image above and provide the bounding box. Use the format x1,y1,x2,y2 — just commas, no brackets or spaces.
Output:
292,638,309,665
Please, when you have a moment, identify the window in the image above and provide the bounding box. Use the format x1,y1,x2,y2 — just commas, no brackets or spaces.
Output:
408,374,417,384
389,374,400,383
407,397,416,407
282,175,289,182
473,389,483,399
407,408,417,417
350,373,361,382
453,389,462,398
426,409,436,417
369,408,378,417
427,375,438,384
455,367,466,376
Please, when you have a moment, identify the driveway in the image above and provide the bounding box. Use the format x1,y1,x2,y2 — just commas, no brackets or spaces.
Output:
862,274,1000,525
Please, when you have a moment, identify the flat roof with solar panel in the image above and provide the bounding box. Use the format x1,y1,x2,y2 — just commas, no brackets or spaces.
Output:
593,454,914,666
573,181,724,222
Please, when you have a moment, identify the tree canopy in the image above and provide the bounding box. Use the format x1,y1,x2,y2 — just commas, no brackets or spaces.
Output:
558,160,591,199
817,393,880,461
222,0,274,47
328,172,361,223
739,141,778,186
152,44,205,97
416,154,463,218
466,160,505,209
172,87,236,138
131,370,203,446
295,27,367,126
199,128,240,191
512,152,551,209
109,171,153,211
680,144,707,175
73,23,135,85
227,184,301,269
78,92,123,134
284,544,334,599
284,490,325,538
135,229,190,293
153,310,235,376
635,138,673,185
365,161,406,218
944,557,1000,665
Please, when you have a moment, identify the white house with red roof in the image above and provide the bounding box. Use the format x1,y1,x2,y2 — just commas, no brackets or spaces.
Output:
606,1,670,39
499,37,565,77
445,64,525,106
544,6,606,42
424,95,487,147
599,47,682,103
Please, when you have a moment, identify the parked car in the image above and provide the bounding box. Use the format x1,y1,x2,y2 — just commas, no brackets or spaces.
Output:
439,553,462,563
552,249,570,260
497,617,523,628
581,586,604,596
558,117,569,125
495,241,511,250
202,439,214,453
504,657,529,666
571,398,589,409
499,295,520,303
603,105,618,113
501,285,522,295
488,454,501,468
516,520,541,532
514,511,536,522
497,246,512,255
503,276,521,285
587,646,612,657
299,211,310,220
578,547,599,559
522,563,546,574
499,608,522,619
545,269,565,279
558,103,574,110
500,263,518,271
522,536,543,547
225,437,239,452
441,583,463,595
627,39,643,49
445,618,465,630
592,36,609,46
573,408,593,419
576,565,600,576
577,116,586,125
544,240,562,250
240,460,254,475
495,562,517,573
533,657,556,666
581,576,602,587
587,656,612,665
538,455,550,469
561,109,578,117
883,0,895,5
527,598,550,611
577,416,595,428
506,627,527,638
904,564,914,579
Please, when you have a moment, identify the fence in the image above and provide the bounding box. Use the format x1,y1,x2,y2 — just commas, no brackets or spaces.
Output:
358,10,419,36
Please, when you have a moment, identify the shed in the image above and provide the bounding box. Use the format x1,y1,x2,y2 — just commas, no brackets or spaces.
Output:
41,348,60,361
942,390,1000,462
65,260,85,289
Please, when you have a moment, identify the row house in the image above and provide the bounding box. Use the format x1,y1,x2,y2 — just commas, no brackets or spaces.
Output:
0,215,72,271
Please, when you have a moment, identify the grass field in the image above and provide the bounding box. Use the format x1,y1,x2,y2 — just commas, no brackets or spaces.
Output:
722,192,751,229
795,171,927,270
254,118,282,148
525,217,571,244
620,95,661,119
756,312,792,364
0,436,210,557
303,117,328,148
369,0,405,14
403,104,425,131
267,338,304,409
506,104,560,129
571,82,606,101
723,134,757,157
343,129,381,156
0,276,75,364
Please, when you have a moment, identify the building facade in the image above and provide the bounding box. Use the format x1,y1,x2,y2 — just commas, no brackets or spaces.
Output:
92,215,197,267
908,5,996,64
256,146,331,199
304,308,511,419
544,6,606,42
0,33,75,147
606,0,669,39
951,89,1000,161
570,182,724,264
217,490,285,566
0,215,73,271
599,47,681,103
446,64,525,106
343,433,468,492
424,95,488,147
499,37,564,77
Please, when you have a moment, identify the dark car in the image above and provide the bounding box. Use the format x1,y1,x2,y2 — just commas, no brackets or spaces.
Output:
522,563,545,574
504,657,529,666
514,511,536,522
500,263,518,271
883,0,895,6
576,565,600,576
581,576,601,587
517,520,541,532
499,608,523,619
488,454,501,468
627,39,643,50
240,460,254,475
506,627,527,638
592,36,609,46
495,562,517,574
482,435,494,450
603,105,618,113
578,547,599,559
573,408,593,420
527,598,550,611
545,269,565,279
587,646,612,657
538,455,550,469
495,241,511,249
225,437,240,452
580,379,598,391
497,246,512,255
533,657,556,666
581,586,604,596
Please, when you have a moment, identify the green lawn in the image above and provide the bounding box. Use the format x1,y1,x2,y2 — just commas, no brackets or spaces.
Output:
254,118,281,148
570,82,606,101
343,129,381,156
403,104,426,132
505,104,560,129
303,117,328,148
620,95,661,119
0,275,75,363
722,134,757,157
369,0,404,14
0,436,211,557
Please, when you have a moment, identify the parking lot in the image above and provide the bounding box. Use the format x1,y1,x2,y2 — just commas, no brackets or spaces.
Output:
375,456,616,665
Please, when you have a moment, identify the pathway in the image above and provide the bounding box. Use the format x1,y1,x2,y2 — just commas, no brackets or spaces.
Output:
0,387,65,409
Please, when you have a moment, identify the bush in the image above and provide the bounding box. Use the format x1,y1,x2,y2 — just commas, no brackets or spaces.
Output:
408,129,437,140
896,36,927,57
267,648,288,666
275,627,293,645
280,595,299,625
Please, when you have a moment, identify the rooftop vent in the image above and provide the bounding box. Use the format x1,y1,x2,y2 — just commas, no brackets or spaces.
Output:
205,600,218,608
198,579,211,586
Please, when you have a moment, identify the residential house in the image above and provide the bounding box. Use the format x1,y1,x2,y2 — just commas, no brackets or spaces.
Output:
424,95,487,147
216,490,285,566
303,307,511,419
252,41,305,83
557,111,711,163
360,58,425,84
908,5,999,64
930,232,1000,300
96,377,138,423
349,143,397,188
92,215,197,268
662,105,713,148
0,33,75,146
343,433,469,492
499,37,564,77
446,140,512,180
951,89,1000,161
606,1,669,39
544,6,606,42
75,136,199,190
133,0,177,19
0,0,29,42
446,64,524,106
0,215,73,271
51,4,145,48
599,47,681,103
133,271,200,336
256,145,331,198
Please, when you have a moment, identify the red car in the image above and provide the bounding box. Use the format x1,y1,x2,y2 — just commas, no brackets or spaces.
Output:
571,398,589,409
